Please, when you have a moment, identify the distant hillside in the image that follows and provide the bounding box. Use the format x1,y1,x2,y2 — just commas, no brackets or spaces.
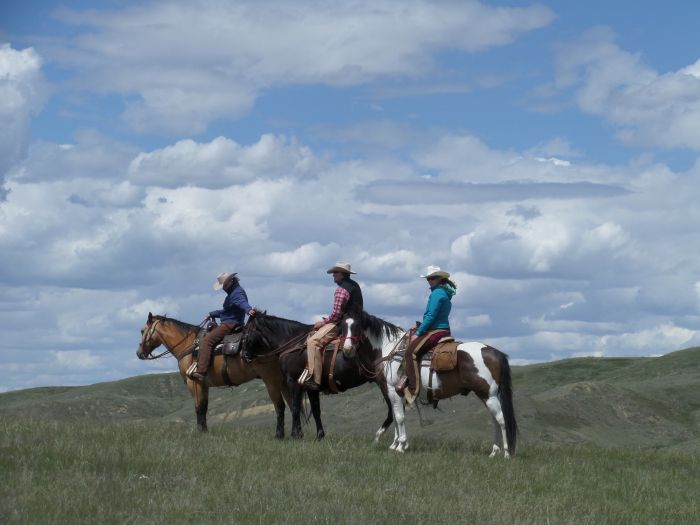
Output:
2,347,699,450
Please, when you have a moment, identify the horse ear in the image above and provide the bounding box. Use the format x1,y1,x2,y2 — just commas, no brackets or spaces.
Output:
148,312,153,322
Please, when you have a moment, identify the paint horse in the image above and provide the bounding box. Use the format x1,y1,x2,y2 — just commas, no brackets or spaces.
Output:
344,312,518,456
244,312,397,441
136,313,291,436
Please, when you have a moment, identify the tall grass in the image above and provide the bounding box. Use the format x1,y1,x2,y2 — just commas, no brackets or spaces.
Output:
1,417,698,524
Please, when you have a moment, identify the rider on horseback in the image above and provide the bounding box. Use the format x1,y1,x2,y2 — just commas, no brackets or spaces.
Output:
189,271,256,382
397,265,456,404
299,261,363,390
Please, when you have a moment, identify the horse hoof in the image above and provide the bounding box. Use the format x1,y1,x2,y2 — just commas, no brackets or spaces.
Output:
315,431,325,441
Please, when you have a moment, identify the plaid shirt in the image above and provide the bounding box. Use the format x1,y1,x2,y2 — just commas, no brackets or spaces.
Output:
324,286,351,324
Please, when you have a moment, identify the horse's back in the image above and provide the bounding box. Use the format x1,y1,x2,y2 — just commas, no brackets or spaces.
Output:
456,342,505,395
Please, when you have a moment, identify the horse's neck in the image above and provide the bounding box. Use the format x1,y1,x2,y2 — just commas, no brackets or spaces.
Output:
257,318,310,352
368,329,406,358
161,323,197,356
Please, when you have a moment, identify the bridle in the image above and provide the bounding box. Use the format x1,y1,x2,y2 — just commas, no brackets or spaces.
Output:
140,318,204,361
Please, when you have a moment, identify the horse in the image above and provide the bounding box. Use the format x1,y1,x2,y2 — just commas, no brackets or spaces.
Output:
244,312,397,441
344,312,518,457
136,312,291,437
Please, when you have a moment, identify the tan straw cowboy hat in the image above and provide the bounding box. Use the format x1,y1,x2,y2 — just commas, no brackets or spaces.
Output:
213,271,238,290
326,261,356,274
420,265,450,279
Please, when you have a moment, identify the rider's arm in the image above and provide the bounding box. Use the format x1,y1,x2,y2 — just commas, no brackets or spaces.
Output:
416,289,446,336
230,287,252,313
323,287,350,324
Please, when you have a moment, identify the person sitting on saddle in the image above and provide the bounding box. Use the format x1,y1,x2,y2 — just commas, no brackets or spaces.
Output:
189,271,256,382
397,265,457,404
299,261,363,390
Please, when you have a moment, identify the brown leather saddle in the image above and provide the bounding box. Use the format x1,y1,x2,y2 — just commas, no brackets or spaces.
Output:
193,325,244,357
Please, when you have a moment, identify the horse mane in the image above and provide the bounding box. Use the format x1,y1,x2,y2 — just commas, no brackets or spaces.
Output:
152,315,199,331
249,312,311,339
359,311,403,340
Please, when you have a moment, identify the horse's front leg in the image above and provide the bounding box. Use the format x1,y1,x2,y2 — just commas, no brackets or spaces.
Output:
187,378,209,432
307,389,325,441
387,388,408,452
373,371,394,444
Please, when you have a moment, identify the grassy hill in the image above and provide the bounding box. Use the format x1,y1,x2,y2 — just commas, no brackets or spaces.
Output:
2,347,700,450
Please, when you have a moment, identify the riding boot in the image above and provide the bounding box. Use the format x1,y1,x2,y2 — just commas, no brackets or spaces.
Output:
196,321,235,376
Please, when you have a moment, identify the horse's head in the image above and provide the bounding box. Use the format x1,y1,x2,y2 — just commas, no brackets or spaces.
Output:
137,312,162,359
340,315,365,358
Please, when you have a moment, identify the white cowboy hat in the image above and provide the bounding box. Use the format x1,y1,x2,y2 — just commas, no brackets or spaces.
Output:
213,271,238,290
420,265,450,279
326,261,356,274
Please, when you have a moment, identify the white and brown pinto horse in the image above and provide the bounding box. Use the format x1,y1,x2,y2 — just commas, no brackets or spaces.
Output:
136,313,291,436
344,312,518,457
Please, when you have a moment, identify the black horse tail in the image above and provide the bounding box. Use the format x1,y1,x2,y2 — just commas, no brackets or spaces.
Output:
497,350,518,455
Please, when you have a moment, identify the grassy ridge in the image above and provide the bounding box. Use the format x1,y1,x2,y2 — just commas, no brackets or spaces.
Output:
3,347,700,451
1,418,698,525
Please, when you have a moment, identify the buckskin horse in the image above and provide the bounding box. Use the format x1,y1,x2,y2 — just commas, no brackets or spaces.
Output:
344,312,518,456
244,312,396,441
136,312,291,437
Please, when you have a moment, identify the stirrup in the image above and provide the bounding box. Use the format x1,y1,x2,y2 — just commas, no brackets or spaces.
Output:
395,375,408,397
404,388,418,406
298,369,311,385
186,362,198,379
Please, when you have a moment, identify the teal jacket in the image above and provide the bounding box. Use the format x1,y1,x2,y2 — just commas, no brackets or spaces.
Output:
416,284,455,336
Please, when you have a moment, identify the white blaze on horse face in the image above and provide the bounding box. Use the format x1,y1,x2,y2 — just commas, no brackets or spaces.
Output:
343,318,354,351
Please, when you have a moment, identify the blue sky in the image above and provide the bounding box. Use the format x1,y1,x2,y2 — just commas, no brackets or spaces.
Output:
2,0,700,392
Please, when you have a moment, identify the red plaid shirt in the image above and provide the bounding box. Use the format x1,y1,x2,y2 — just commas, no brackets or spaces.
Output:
324,286,351,324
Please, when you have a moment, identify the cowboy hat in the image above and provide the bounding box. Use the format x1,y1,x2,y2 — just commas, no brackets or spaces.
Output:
213,271,238,290
420,265,450,279
326,261,356,274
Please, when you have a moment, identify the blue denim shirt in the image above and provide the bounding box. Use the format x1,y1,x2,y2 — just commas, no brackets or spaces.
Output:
210,282,252,325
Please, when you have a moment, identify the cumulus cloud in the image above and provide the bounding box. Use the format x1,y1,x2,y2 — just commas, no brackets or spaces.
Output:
0,43,47,197
4,121,700,389
128,134,317,188
555,27,700,149
46,0,554,134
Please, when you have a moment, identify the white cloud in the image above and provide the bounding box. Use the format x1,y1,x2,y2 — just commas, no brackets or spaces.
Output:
251,242,339,275
52,350,101,369
0,43,47,194
3,123,700,389
47,0,554,133
555,28,700,149
128,135,317,188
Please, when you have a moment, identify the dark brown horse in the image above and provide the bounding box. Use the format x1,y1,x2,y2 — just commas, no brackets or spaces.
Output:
244,312,397,440
136,313,291,436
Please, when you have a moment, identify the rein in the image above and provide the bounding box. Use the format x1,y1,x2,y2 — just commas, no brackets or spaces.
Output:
143,318,207,361
354,332,407,380
247,322,310,361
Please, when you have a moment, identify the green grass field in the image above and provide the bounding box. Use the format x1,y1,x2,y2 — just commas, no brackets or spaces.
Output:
2,347,700,523
1,418,698,525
